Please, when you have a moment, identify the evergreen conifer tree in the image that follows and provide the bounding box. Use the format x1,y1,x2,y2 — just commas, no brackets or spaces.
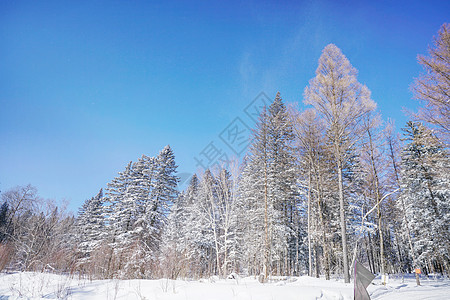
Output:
75,189,106,259
399,121,450,273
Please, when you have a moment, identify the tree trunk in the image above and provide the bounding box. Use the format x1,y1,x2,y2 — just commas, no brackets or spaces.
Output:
337,162,350,283
307,167,313,277
315,169,330,280
367,128,386,283
314,245,320,278
264,155,269,281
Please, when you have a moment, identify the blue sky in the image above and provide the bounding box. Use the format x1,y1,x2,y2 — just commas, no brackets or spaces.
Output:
1,0,448,213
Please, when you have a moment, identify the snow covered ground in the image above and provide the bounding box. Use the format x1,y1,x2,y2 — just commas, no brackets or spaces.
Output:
0,272,448,299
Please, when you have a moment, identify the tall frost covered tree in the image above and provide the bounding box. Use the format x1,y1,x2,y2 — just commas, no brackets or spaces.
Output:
357,112,404,281
170,168,240,278
106,161,137,247
215,168,239,276
399,121,450,274
196,170,221,276
104,161,135,276
239,92,298,279
304,44,376,282
237,155,265,276
75,189,106,261
384,121,417,277
183,174,212,277
146,145,179,242
119,154,159,278
105,156,156,278
127,154,157,235
291,108,334,279
104,146,178,278
267,93,298,275
195,168,239,277
412,23,450,143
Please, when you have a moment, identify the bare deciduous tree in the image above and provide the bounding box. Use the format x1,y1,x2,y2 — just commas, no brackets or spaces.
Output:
412,23,450,144
304,44,376,283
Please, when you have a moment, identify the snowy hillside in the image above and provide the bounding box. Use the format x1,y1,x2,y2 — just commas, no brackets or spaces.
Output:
0,272,448,300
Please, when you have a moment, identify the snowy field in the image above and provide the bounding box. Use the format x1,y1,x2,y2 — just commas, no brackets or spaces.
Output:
0,272,448,300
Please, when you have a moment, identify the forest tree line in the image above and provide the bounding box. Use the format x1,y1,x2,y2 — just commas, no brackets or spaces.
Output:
0,24,449,283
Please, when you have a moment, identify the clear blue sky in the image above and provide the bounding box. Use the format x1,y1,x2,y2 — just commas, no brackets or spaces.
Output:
1,0,448,214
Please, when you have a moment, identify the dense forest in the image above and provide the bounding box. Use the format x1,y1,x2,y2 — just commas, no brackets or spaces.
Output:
1,24,449,284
